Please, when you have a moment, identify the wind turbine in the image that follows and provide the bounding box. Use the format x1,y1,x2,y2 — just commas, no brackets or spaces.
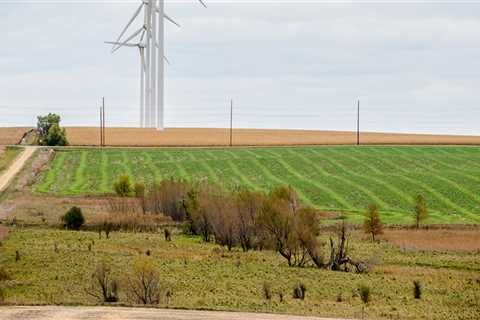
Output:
107,0,206,130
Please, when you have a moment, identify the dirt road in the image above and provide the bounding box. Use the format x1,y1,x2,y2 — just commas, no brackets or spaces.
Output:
0,306,349,320
0,147,37,192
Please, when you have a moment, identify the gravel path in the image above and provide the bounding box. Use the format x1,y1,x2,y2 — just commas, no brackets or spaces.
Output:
0,147,37,192
0,306,350,320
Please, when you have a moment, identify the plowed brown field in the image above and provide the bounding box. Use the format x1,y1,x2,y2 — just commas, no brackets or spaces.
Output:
65,127,480,147
0,127,32,145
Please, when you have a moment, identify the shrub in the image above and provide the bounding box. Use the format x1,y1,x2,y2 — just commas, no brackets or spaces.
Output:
113,175,132,197
86,261,119,303
262,282,272,300
359,284,370,304
127,258,161,305
147,179,192,221
364,203,383,242
413,280,422,299
61,207,85,230
293,282,307,300
134,181,146,198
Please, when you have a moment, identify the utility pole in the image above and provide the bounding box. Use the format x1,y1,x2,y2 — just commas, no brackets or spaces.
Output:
357,100,360,146
102,97,106,147
99,106,103,147
229,99,233,147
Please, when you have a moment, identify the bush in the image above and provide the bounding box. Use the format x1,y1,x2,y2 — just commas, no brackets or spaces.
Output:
127,258,161,305
359,284,370,304
147,179,192,221
413,280,422,299
61,207,85,230
86,261,119,303
293,282,307,300
113,175,132,197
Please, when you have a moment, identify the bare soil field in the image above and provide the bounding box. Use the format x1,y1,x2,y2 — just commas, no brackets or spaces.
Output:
65,127,480,147
382,229,480,252
0,127,32,145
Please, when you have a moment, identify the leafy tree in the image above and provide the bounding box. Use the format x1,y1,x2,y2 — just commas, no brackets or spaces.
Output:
36,113,68,146
44,123,68,146
413,194,428,229
113,175,132,197
62,206,85,230
363,203,383,242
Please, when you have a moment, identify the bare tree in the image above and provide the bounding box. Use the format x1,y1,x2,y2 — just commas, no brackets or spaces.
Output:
127,258,161,305
86,261,119,303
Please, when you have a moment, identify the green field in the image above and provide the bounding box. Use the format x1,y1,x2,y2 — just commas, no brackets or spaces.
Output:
1,227,478,319
35,146,480,224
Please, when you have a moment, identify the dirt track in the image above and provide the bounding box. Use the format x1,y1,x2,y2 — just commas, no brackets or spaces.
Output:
0,306,348,320
65,127,480,147
0,147,37,192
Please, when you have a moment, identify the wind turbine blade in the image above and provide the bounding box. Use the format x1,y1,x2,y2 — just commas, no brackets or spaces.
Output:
111,2,144,52
140,29,146,42
197,0,207,8
112,27,144,53
105,41,137,47
164,13,181,27
164,55,171,65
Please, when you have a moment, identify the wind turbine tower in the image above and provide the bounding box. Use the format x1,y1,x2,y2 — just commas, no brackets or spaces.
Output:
107,0,206,130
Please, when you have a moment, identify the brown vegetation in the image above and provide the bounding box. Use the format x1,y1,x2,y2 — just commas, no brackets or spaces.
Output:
63,127,480,147
382,229,480,252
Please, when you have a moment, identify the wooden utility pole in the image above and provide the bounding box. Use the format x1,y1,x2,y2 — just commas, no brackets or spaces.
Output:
229,99,233,147
102,97,106,147
357,100,360,146
99,106,103,147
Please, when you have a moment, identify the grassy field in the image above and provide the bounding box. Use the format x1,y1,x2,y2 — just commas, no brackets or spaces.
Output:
0,147,23,174
34,146,480,225
0,227,478,319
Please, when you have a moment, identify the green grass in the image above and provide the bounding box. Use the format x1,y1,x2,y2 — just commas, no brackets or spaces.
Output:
35,146,480,224
1,227,478,319
0,147,23,174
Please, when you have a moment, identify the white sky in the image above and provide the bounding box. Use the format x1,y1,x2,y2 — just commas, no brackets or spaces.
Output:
1,1,480,134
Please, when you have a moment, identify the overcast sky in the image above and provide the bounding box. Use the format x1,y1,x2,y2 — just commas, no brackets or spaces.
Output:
1,0,480,134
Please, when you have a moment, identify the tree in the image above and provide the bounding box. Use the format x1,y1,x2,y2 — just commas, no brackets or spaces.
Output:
86,261,119,303
134,181,147,214
36,113,68,146
363,203,383,242
413,194,428,229
113,175,132,197
61,207,85,230
127,258,161,305
44,123,68,146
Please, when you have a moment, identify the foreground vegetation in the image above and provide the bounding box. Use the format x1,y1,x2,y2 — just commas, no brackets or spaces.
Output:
35,146,480,224
0,227,478,319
